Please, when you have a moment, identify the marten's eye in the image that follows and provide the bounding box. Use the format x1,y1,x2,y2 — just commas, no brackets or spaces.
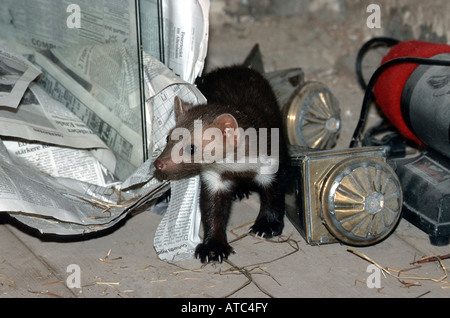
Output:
165,134,170,143
185,144,197,155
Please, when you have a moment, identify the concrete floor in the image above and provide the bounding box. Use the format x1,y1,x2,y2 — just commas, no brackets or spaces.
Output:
2,197,450,298
1,4,450,299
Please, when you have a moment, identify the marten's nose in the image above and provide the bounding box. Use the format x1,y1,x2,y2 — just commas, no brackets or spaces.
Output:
154,158,166,171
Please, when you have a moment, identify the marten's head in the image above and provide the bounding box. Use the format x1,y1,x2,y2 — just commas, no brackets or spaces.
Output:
153,96,240,180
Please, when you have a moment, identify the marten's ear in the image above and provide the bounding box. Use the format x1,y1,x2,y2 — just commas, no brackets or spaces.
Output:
213,113,239,144
174,96,194,121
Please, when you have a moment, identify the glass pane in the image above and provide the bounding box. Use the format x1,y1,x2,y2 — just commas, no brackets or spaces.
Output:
0,0,146,181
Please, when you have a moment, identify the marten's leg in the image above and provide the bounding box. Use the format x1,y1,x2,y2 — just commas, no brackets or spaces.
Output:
195,173,235,263
250,173,285,238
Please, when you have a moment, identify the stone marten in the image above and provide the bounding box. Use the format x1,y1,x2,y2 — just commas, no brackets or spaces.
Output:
154,65,288,263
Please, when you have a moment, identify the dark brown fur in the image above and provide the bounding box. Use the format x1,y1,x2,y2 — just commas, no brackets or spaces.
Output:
154,65,288,263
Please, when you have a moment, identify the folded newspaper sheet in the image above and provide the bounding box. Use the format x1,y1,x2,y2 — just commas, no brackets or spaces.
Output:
140,0,210,84
0,0,210,262
0,41,41,108
32,44,144,181
0,47,206,262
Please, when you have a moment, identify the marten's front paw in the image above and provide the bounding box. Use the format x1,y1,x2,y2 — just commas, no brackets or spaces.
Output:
249,219,283,238
195,242,234,263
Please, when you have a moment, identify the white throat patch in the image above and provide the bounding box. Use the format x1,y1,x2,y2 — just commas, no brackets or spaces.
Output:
200,156,277,193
